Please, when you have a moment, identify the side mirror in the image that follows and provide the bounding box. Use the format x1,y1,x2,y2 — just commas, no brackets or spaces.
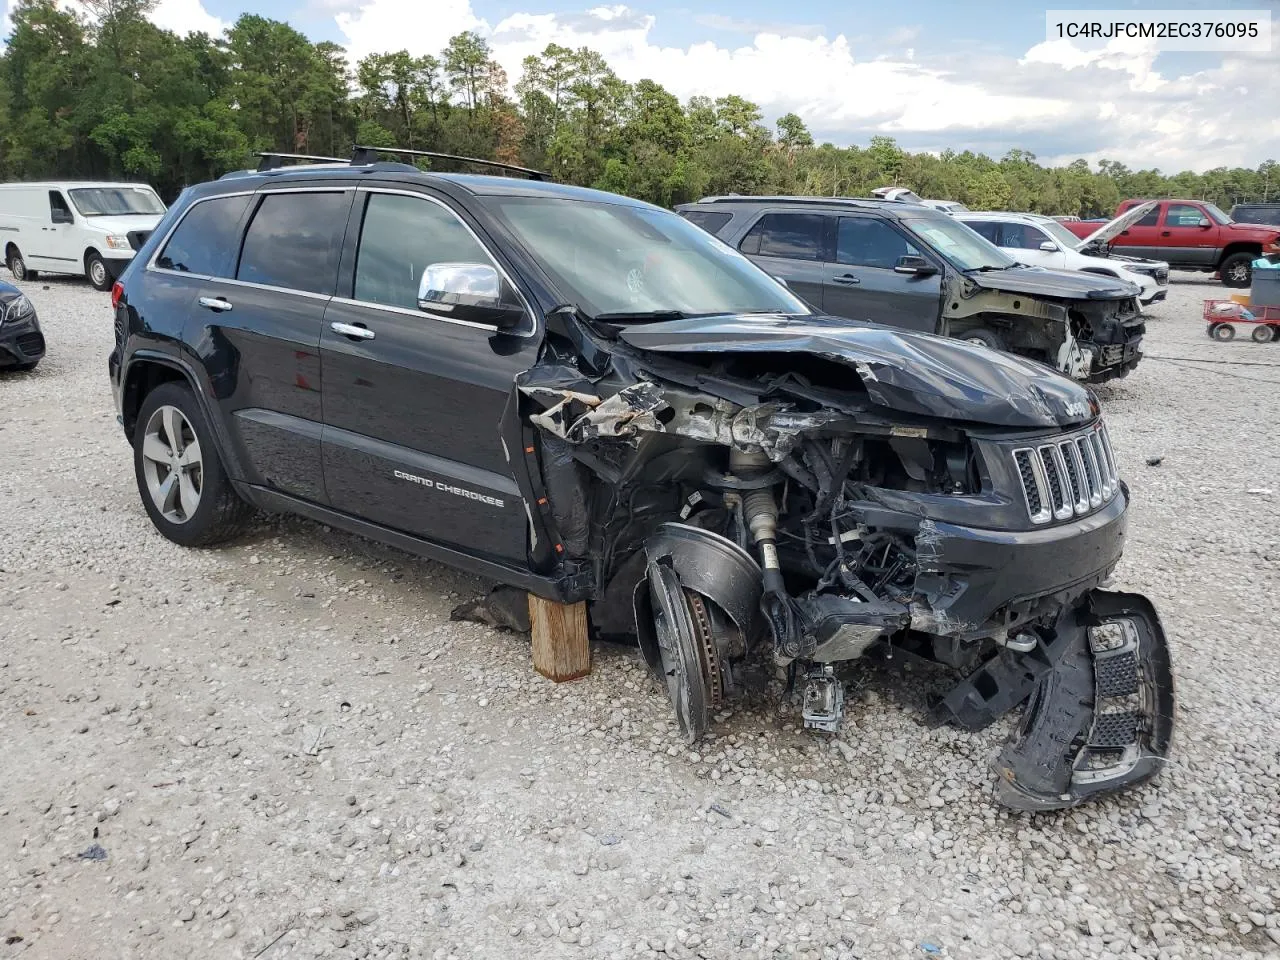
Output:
1039,240,1059,252
774,275,790,287
51,208,73,225
1197,219,1211,229
417,262,523,329
894,255,937,276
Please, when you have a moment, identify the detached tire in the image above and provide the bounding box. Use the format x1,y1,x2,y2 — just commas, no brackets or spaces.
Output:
7,248,35,281
961,328,1005,351
1219,253,1253,288
133,381,252,547
1212,323,1236,342
85,251,112,291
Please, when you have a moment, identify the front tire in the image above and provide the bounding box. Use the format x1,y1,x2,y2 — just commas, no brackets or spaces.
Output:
1219,253,1253,288
960,328,1005,351
8,248,35,281
86,251,112,291
133,382,252,547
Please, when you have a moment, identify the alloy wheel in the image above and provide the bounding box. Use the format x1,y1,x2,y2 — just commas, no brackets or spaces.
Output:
141,405,203,523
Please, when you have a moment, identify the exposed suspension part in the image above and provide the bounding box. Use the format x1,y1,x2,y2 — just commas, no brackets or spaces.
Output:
730,448,807,657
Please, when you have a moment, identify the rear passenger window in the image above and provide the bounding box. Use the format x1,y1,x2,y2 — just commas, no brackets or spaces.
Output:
680,210,733,235
353,193,493,311
740,213,825,261
1134,206,1160,227
237,192,348,295
965,221,1001,244
156,195,252,276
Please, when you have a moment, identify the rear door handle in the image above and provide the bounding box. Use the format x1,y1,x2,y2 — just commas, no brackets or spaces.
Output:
331,321,375,341
832,274,861,285
1160,231,1171,236
197,296,233,312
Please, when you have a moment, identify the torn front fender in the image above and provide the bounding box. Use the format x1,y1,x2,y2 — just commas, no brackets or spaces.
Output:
993,590,1174,812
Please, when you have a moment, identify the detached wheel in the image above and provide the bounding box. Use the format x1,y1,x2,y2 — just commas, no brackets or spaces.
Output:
133,381,252,547
1251,324,1275,344
961,328,1005,351
85,251,112,291
1219,253,1253,288
7,248,35,281
1211,323,1236,342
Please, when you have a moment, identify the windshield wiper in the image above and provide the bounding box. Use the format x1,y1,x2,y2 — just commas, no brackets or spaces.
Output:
967,264,1017,272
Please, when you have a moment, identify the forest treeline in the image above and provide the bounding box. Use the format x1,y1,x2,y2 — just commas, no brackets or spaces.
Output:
2,0,1276,213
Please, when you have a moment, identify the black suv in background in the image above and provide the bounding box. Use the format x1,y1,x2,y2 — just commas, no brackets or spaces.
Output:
677,196,1146,382
109,149,1173,811
1230,203,1280,227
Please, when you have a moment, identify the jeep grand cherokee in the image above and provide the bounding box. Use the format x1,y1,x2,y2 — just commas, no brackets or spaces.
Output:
108,148,1174,811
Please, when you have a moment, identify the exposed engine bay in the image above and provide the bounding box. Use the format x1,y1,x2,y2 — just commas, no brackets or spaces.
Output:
510,312,1174,812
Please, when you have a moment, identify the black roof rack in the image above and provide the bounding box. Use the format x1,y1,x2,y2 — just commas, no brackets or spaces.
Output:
696,194,908,206
256,152,350,172
350,145,551,181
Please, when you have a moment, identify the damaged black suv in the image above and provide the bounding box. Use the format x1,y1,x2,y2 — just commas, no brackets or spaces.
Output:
109,149,1174,811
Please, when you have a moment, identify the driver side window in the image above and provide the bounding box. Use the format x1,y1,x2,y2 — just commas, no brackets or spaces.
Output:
354,193,495,310
1165,204,1205,227
49,191,72,222
998,222,1046,250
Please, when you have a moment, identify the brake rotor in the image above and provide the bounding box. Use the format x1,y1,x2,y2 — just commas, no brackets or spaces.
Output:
647,561,710,742
687,592,724,711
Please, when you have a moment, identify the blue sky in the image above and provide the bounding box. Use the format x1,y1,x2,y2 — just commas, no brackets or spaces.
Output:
15,0,1280,170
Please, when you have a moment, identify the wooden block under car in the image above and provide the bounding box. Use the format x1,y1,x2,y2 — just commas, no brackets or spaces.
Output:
528,594,591,682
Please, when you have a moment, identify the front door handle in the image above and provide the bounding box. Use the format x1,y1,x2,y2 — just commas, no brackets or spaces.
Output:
331,321,375,341
1160,231,1171,237
198,296,233,312
832,274,861,285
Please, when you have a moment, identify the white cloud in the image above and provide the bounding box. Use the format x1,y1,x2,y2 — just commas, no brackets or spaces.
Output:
336,0,487,64
317,0,1275,171
3,0,227,42
146,0,227,36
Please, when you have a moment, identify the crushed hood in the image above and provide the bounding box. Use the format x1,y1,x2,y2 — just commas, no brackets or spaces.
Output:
967,265,1140,301
617,314,1097,429
1076,201,1159,250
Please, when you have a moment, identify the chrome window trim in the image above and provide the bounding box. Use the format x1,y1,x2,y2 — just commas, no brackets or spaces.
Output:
347,186,537,339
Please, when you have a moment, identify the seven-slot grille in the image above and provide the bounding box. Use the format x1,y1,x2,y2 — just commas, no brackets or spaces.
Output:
1013,423,1118,524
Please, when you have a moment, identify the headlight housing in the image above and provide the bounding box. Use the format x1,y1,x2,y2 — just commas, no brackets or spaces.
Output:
2,294,34,325
104,234,132,250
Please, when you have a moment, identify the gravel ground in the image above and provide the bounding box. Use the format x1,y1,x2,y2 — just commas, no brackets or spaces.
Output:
1,273,1278,960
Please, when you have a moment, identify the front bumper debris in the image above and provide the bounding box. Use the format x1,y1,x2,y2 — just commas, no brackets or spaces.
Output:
990,591,1174,811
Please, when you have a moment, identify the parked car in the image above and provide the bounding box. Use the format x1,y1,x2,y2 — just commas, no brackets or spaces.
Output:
957,204,1170,306
0,278,44,370
1061,198,1280,288
1229,203,1280,227
677,195,1146,382
871,186,969,214
109,148,1174,811
0,181,167,290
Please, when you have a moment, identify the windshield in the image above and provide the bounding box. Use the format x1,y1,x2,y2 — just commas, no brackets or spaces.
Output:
903,216,1016,271
1203,203,1231,225
486,197,810,319
1035,218,1085,248
69,186,165,217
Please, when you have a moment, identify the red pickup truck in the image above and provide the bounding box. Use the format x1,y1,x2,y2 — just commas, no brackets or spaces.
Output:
1063,199,1280,288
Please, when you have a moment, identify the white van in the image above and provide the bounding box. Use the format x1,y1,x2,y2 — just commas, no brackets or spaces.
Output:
0,181,167,290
